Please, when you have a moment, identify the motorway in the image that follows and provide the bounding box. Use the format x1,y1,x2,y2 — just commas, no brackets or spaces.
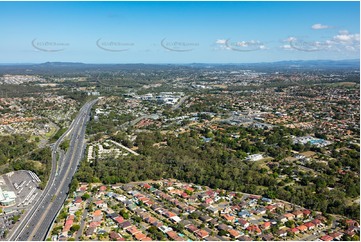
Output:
8,99,98,241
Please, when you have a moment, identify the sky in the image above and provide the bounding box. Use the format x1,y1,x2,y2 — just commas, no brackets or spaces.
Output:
0,1,359,63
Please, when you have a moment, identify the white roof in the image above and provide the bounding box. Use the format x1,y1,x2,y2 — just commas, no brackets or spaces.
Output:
0,189,16,202
171,216,182,223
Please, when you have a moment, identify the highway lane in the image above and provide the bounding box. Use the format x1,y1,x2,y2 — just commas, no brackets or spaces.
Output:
6,109,84,241
8,99,98,241
30,118,86,239
7,124,75,240
13,100,93,240
29,100,96,241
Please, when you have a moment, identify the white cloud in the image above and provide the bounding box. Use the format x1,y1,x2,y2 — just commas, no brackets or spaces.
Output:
236,41,248,47
338,30,349,35
214,39,230,50
311,23,330,30
331,31,360,52
280,44,293,50
283,30,359,52
284,37,297,42
280,37,297,50
333,32,360,43
215,39,227,45
215,39,266,51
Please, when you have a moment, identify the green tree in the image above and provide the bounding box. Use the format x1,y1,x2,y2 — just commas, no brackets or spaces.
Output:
81,193,91,200
70,224,80,233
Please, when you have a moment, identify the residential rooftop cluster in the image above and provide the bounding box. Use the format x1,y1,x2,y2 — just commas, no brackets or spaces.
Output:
0,75,45,84
0,65,358,241
0,96,77,136
49,179,359,241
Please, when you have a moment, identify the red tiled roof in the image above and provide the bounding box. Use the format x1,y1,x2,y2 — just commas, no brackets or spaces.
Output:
143,184,151,189
65,219,73,226
127,225,140,235
195,229,209,238
304,222,315,229
109,231,121,240
246,225,261,234
265,205,276,211
89,221,101,228
292,210,303,216
346,219,359,227
222,214,235,221
206,190,214,196
93,209,102,217
261,221,271,228
144,200,154,206
139,197,150,202
63,224,71,232
95,200,104,205
303,209,311,215
312,219,322,225
165,211,176,218
185,187,194,192
228,229,240,238
239,218,249,226
297,225,307,231
135,232,147,240
167,231,179,240
145,216,157,224
141,237,152,241
249,195,261,199
321,235,333,241
181,192,189,198
119,220,132,229
288,228,299,234
284,213,295,218
187,224,199,233
114,216,124,224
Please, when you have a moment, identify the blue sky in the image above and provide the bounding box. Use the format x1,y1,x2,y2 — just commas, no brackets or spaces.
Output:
0,1,359,63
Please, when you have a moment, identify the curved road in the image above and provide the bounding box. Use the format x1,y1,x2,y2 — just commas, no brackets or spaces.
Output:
8,98,98,241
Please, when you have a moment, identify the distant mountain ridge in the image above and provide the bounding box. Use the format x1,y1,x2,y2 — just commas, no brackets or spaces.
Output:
0,59,359,75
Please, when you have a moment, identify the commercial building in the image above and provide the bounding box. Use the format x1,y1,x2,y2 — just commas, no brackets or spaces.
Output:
0,187,16,206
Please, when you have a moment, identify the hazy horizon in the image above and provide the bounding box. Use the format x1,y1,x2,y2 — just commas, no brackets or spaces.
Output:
0,58,360,66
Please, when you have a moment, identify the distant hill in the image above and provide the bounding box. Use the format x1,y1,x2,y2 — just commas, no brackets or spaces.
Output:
0,59,359,75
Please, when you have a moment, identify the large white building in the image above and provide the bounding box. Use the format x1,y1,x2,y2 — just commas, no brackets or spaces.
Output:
0,187,16,206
